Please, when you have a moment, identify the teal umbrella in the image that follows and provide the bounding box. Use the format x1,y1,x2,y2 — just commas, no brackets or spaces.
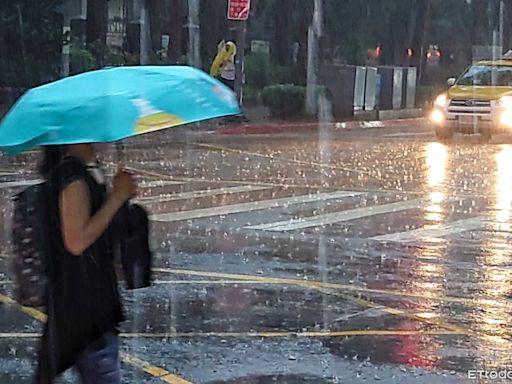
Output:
0,66,240,153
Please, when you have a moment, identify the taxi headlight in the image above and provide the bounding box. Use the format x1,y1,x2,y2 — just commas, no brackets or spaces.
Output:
434,94,448,108
498,95,512,109
501,110,512,127
430,110,444,124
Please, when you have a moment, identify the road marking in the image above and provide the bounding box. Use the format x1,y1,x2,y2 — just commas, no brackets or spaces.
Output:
120,353,192,384
319,288,490,340
150,191,363,223
371,217,486,243
0,333,41,338
246,198,427,231
153,267,507,309
124,166,280,188
383,132,430,138
0,178,177,192
193,142,372,175
123,164,388,192
0,292,192,383
0,280,268,286
0,330,461,339
138,185,270,204
120,330,460,338
0,179,43,189
139,180,183,188
0,292,47,322
154,268,502,341
151,279,269,285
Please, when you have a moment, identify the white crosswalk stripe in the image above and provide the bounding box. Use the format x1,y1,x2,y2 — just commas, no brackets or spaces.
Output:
0,178,176,191
370,217,486,243
138,185,271,204
0,179,179,191
150,191,363,223
0,179,43,189
138,180,183,188
245,198,428,231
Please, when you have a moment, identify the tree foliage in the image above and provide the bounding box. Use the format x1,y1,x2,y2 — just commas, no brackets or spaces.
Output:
0,0,63,87
0,0,509,88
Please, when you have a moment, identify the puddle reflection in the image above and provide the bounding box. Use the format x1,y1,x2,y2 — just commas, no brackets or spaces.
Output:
424,143,448,229
470,145,512,366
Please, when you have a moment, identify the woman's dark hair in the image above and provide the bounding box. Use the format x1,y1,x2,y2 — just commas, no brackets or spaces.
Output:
38,145,66,177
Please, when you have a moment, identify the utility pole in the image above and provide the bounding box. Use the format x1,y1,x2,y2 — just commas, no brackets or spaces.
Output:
306,0,323,116
500,0,505,53
227,0,251,105
187,0,201,68
232,20,246,104
140,0,150,65
62,17,71,77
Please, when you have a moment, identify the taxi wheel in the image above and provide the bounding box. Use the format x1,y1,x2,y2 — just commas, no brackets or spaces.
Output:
435,125,454,141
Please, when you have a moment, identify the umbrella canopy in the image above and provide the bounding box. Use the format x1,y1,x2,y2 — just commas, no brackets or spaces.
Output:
0,66,240,153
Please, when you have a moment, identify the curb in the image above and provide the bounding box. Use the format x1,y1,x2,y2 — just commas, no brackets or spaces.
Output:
216,118,427,135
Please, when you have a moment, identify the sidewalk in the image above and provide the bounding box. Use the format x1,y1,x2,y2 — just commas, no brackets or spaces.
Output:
216,117,427,135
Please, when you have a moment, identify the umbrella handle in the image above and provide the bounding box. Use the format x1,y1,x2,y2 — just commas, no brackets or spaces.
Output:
115,142,125,171
114,141,135,205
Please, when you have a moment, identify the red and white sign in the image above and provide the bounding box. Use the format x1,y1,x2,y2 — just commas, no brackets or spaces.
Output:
227,0,251,21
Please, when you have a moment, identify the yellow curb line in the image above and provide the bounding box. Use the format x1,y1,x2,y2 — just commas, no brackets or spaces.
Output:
318,288,492,341
0,292,192,384
192,142,372,176
120,353,192,384
153,267,506,342
0,292,47,322
120,330,461,338
153,267,506,309
0,330,461,339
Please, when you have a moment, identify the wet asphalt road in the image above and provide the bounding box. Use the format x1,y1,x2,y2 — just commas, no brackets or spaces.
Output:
1,122,512,383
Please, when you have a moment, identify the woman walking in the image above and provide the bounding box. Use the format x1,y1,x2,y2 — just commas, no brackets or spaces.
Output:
35,143,136,384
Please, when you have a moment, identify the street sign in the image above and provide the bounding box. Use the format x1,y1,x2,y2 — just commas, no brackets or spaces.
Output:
251,40,270,55
227,0,251,21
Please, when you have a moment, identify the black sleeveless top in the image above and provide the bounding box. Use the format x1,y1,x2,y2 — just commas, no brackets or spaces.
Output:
44,157,123,373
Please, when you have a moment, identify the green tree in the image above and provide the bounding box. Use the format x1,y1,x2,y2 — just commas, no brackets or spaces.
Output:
0,0,63,87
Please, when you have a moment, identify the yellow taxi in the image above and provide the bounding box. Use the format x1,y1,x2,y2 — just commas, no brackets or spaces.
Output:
430,58,512,142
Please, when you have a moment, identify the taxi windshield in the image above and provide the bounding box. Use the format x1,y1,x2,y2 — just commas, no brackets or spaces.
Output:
457,65,512,86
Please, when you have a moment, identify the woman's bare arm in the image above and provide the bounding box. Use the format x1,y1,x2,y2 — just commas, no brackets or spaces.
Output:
59,180,125,256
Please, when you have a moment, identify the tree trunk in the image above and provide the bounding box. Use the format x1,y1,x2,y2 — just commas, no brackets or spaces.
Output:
86,0,108,46
148,0,167,53
168,0,184,64
295,0,314,84
124,0,140,55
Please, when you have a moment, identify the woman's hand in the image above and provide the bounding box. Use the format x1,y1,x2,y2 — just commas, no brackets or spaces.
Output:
112,170,137,202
